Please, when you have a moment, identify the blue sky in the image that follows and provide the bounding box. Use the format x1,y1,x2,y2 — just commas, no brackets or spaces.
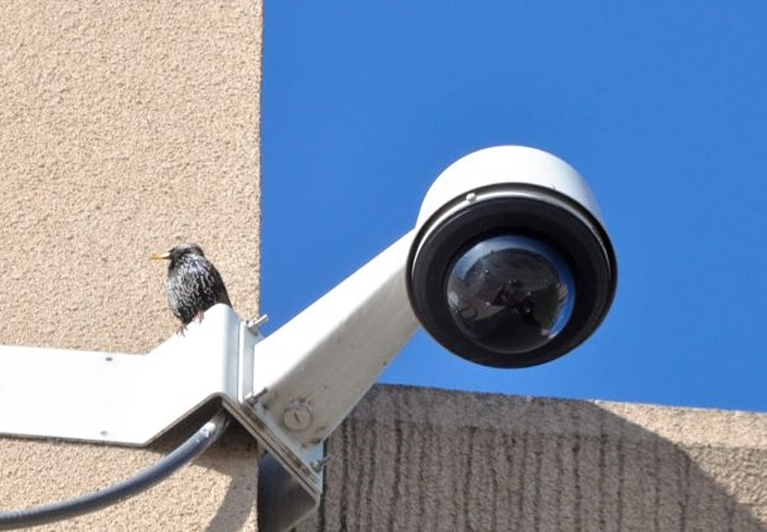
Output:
260,2,767,412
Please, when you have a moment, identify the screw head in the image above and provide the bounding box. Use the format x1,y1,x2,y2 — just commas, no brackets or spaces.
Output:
282,401,313,431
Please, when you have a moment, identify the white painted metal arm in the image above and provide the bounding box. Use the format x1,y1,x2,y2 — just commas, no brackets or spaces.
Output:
244,230,420,532
247,231,419,448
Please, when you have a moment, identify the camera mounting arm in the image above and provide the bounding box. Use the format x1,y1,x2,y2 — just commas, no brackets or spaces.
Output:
247,230,418,440
247,231,418,448
247,231,419,530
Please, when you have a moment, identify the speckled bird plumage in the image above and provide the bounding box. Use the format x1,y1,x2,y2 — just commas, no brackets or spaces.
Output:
154,243,231,329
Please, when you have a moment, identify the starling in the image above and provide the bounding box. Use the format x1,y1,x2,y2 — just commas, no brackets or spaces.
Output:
152,243,232,332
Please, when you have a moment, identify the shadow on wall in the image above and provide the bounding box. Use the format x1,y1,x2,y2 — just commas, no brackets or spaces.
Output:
298,385,767,532
140,406,261,532
195,427,260,532
0,407,260,531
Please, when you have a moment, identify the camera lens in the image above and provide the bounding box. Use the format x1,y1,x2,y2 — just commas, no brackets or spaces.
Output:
407,190,615,368
445,235,575,354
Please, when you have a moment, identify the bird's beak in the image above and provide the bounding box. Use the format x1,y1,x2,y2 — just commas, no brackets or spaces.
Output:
151,252,170,261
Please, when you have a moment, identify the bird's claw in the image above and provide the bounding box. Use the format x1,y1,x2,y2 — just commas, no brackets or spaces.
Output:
176,311,205,336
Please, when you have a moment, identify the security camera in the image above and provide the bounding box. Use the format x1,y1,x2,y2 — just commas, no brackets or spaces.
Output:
407,146,617,368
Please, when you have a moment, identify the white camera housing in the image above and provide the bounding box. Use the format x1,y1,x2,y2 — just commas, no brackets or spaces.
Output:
408,146,617,367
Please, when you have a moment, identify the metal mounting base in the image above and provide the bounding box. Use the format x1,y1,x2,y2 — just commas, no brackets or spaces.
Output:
0,304,321,532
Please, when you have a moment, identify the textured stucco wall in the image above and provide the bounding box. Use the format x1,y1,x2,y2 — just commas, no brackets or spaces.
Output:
0,0,262,354
302,385,767,532
0,1,263,529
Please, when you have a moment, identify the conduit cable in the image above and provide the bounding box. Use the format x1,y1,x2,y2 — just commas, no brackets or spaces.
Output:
0,410,230,530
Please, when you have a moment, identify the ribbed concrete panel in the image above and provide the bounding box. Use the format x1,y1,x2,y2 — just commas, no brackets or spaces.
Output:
300,385,767,532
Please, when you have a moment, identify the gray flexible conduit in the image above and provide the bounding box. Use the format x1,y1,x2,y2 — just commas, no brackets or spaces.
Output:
0,410,230,529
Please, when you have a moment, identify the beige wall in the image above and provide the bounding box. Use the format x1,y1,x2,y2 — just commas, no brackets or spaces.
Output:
0,1,263,529
3,3,767,532
0,0,262,353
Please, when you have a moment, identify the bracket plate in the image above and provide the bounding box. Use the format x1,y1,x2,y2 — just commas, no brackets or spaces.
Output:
0,304,322,532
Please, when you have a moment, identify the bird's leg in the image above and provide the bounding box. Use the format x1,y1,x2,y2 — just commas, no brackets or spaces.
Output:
176,312,204,336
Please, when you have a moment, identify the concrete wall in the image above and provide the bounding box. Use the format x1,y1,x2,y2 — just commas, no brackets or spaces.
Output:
304,385,767,532
0,1,263,529
3,2,767,532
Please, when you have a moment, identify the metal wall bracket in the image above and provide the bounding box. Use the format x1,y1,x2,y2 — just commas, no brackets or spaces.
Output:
0,304,322,531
